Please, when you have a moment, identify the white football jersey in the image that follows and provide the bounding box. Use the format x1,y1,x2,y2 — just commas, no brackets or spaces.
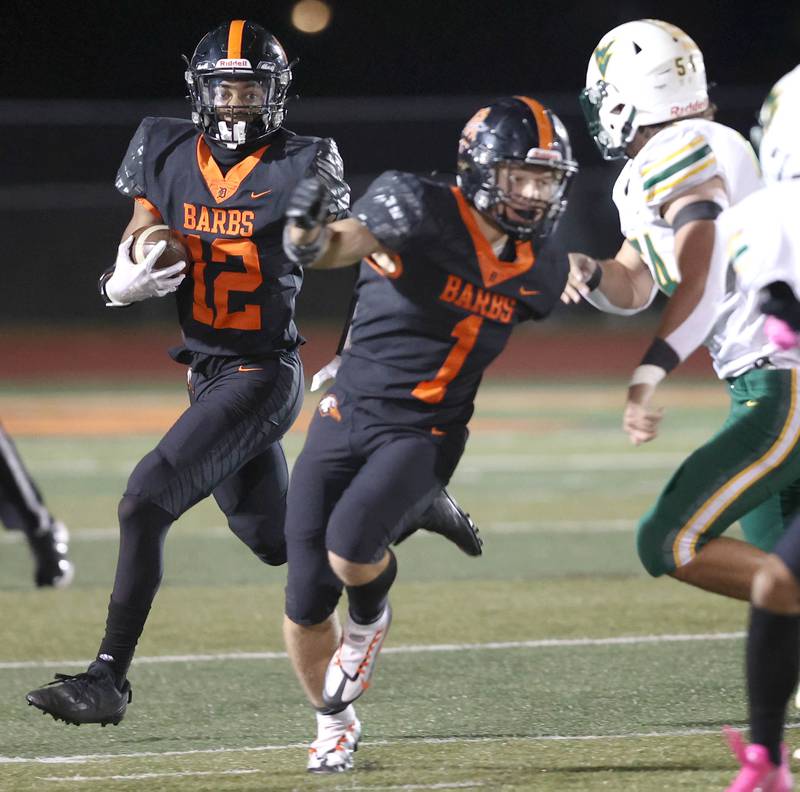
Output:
707,180,800,377
613,118,766,378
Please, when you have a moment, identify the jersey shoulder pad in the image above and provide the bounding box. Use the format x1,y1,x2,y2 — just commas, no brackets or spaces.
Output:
114,117,194,198
352,170,427,252
636,121,719,209
114,116,157,198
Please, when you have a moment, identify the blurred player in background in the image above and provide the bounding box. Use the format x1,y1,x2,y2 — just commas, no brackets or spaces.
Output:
282,96,577,772
0,423,72,587
25,18,477,729
563,20,800,603
712,65,800,792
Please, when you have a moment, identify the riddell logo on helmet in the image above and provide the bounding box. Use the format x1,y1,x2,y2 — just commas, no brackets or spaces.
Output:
670,99,709,117
215,58,252,69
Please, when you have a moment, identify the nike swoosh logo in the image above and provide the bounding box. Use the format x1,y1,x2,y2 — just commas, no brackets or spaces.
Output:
238,365,263,372
250,189,273,199
519,287,540,296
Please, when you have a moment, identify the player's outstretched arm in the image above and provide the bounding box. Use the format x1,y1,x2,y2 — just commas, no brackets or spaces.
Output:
562,240,656,314
284,177,384,269
622,178,728,445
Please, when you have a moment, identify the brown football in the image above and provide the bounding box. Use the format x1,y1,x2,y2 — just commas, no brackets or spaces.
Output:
130,225,189,274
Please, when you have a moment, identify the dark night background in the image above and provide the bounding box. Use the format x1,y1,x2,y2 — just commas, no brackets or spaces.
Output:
0,0,797,331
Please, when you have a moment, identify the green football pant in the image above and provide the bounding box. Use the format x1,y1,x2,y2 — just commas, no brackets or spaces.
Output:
637,368,800,577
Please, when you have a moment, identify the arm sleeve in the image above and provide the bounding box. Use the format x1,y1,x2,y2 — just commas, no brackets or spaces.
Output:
114,118,153,199
306,138,351,221
638,126,719,210
351,170,426,252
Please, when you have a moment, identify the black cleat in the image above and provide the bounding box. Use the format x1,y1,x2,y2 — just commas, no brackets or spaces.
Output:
394,488,483,556
28,521,74,588
26,661,131,726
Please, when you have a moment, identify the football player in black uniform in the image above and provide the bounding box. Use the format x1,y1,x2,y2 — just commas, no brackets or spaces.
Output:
0,422,72,587
282,96,578,772
25,19,479,728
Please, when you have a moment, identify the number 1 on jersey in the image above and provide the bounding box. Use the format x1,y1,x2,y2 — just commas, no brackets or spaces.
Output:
412,315,483,404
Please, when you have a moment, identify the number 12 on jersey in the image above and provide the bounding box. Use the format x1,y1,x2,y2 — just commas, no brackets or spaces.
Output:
185,235,263,330
412,315,483,404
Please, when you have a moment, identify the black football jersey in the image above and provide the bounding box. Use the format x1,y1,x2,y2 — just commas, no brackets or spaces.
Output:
335,171,567,427
112,117,349,357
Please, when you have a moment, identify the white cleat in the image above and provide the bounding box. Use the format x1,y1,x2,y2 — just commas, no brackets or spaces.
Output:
306,706,361,773
323,604,391,709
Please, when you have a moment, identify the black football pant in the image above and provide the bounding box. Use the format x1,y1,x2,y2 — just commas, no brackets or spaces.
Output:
0,422,54,537
284,389,467,625
109,351,303,608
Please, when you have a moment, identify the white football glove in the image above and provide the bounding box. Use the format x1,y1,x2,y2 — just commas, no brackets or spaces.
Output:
310,355,342,392
104,236,186,306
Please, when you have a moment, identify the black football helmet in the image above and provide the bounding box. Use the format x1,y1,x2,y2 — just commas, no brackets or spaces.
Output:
185,20,292,149
457,96,578,241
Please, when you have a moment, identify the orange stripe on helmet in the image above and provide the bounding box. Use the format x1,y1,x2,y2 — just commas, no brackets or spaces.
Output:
514,95,553,150
227,19,246,59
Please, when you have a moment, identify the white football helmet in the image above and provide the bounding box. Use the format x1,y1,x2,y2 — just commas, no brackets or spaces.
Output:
580,19,709,160
755,65,800,183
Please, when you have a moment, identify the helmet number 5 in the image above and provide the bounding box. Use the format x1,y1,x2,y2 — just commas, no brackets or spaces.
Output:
675,55,697,77
185,235,263,330
412,315,483,404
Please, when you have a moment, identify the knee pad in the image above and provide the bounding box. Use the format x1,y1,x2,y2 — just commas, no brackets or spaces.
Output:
227,514,287,566
284,578,342,625
124,449,181,516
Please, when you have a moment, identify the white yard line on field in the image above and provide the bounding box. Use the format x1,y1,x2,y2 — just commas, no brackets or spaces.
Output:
0,630,745,671
13,452,684,478
38,769,259,783
340,785,485,791
0,519,644,544
4,725,795,767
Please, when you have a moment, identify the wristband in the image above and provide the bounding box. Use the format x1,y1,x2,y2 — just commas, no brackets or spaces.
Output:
640,337,680,372
585,263,603,291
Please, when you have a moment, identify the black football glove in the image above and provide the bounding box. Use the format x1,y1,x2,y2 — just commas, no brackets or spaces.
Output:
760,281,800,331
286,177,329,230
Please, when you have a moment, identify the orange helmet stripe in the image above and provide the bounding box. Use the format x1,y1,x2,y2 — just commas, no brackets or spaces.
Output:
514,95,553,150
227,19,246,59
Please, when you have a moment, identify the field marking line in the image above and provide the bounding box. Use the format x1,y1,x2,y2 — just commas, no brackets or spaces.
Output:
338,785,484,791
5,726,799,766
0,519,638,544
38,769,259,782
0,631,745,671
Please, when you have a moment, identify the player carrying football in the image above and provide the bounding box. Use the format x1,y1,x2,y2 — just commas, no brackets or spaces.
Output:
281,96,577,772
25,19,477,728
563,20,800,604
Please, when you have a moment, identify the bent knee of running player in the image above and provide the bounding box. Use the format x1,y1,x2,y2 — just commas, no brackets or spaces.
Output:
753,517,800,612
285,523,344,625
637,386,800,576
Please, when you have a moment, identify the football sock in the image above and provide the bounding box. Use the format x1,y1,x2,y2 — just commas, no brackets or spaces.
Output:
96,597,151,688
747,604,800,766
346,549,397,625
96,495,174,688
